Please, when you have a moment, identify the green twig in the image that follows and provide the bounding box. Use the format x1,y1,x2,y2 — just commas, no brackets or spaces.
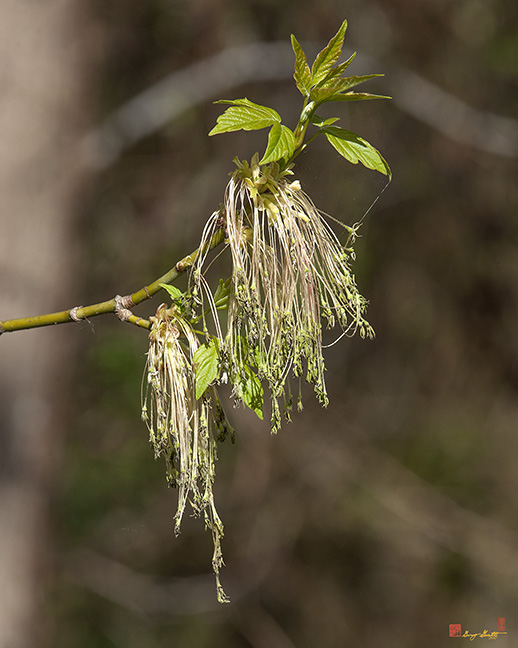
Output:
0,228,225,335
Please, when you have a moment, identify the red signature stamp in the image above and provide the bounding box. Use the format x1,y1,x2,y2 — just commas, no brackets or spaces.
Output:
450,624,462,637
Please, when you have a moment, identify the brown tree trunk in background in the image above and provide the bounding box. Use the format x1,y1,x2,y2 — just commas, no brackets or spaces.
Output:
0,3,94,646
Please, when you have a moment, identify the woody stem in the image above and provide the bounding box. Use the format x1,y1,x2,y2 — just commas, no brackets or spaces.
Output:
0,227,225,334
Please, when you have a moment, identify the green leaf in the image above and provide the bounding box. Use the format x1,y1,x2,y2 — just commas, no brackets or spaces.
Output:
311,74,386,103
331,74,384,93
213,277,231,310
160,283,183,300
311,20,348,87
241,365,264,419
313,90,391,104
209,98,280,136
323,126,391,177
315,52,357,87
291,34,312,96
311,114,340,127
193,338,220,399
260,123,296,164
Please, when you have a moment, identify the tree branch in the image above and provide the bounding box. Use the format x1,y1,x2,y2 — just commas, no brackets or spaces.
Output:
0,227,225,335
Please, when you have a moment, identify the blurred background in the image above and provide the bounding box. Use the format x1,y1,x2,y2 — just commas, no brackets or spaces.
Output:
1,0,518,646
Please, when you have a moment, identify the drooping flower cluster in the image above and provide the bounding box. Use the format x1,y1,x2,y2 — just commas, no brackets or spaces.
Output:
193,155,374,431
142,303,232,602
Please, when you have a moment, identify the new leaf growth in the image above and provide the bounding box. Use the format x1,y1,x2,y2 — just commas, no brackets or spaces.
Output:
210,19,391,176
